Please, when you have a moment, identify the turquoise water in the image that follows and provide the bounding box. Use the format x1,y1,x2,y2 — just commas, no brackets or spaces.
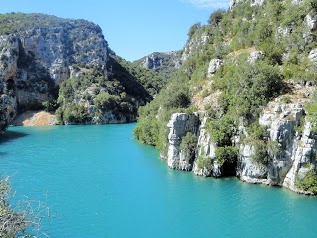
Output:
1,124,317,238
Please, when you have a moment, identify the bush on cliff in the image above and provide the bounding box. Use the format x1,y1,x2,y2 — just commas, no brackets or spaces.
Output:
296,170,317,194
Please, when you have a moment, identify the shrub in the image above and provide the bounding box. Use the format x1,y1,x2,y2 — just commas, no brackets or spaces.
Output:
296,170,317,194
215,146,238,167
94,93,120,111
197,156,213,170
188,22,201,39
208,115,236,147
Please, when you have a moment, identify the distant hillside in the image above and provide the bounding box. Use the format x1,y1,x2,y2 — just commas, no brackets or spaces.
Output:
133,51,182,80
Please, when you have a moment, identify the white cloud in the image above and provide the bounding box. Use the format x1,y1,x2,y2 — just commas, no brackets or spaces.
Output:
187,0,230,9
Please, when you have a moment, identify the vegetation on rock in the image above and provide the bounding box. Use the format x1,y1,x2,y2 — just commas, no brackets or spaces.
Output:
133,0,317,175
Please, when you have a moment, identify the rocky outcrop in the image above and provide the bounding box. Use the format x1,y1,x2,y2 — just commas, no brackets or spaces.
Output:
238,99,317,194
15,24,107,109
0,15,109,132
283,121,317,194
193,117,221,177
207,59,223,78
142,53,162,69
181,33,209,62
247,51,265,63
0,36,19,132
308,48,317,63
164,95,317,195
134,51,182,80
0,95,17,133
239,102,304,184
305,12,317,31
166,113,200,170
0,14,153,130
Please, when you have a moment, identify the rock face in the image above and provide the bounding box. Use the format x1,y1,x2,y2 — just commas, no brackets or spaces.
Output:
207,59,223,78
138,51,182,69
164,96,317,195
0,36,19,131
247,51,265,63
238,100,317,195
239,102,304,184
193,117,221,177
142,53,162,69
181,33,209,62
308,48,317,64
167,113,200,170
16,24,107,109
166,113,221,176
305,12,317,31
134,51,182,79
0,15,108,132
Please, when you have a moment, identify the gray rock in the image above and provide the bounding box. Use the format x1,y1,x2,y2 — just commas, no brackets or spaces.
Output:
181,33,209,62
143,53,162,69
207,59,223,78
193,117,219,177
309,49,317,63
167,113,200,171
247,51,265,63
305,13,317,31
0,18,109,131
238,99,317,194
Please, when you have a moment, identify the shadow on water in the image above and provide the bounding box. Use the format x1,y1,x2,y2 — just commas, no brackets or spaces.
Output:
0,130,29,145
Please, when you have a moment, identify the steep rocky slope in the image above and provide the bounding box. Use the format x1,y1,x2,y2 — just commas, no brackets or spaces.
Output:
134,0,317,195
0,13,159,131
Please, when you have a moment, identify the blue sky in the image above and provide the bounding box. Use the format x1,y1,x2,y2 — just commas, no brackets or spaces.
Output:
0,0,230,61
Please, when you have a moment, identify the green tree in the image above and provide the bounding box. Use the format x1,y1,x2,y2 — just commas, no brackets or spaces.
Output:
187,22,201,39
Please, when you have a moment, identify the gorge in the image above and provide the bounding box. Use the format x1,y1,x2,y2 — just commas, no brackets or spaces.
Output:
3,0,317,236
0,0,317,215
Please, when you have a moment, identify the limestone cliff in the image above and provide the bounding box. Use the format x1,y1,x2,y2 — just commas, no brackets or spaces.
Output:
162,85,317,195
0,13,109,131
166,113,200,170
133,51,182,81
0,13,155,131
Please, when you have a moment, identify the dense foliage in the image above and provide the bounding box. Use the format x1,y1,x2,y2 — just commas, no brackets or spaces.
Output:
133,72,192,154
117,53,167,96
296,169,317,194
